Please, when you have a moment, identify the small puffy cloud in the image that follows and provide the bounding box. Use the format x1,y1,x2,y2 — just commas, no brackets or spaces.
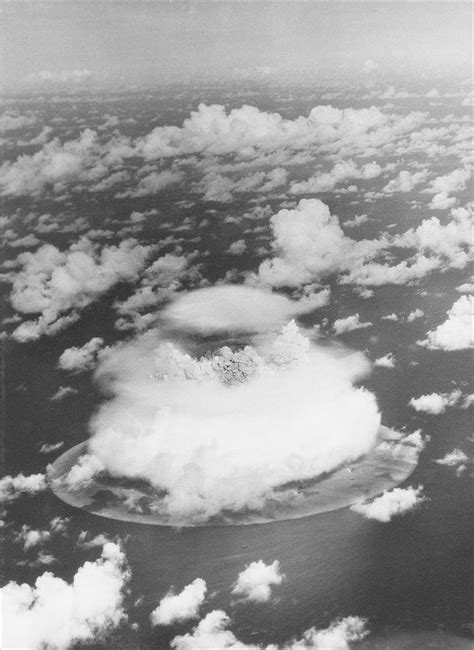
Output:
289,160,382,195
407,308,424,322
343,214,369,228
10,238,153,341
115,169,183,198
456,282,474,294
419,295,473,350
0,473,46,504
435,449,469,475
333,314,372,335
429,192,456,210
14,525,51,551
171,610,368,649
381,313,399,322
39,441,64,454
351,486,426,522
2,542,130,649
383,170,428,194
58,337,105,373
231,560,284,603
150,578,207,626
227,239,247,255
426,169,471,210
0,111,38,133
374,353,395,368
409,390,462,414
50,385,79,401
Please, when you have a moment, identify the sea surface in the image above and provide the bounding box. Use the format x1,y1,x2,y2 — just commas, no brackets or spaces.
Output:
2,81,473,648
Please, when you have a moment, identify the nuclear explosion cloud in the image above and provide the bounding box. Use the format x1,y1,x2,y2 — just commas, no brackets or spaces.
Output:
49,286,391,525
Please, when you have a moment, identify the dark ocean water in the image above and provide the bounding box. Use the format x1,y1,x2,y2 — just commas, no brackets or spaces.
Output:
1,83,473,648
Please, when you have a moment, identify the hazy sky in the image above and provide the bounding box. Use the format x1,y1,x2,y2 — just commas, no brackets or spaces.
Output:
1,1,471,87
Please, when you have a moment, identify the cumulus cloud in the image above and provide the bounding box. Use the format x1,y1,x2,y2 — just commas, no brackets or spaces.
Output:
256,199,386,288
0,129,128,197
289,160,382,195
232,560,283,602
114,251,203,330
69,317,382,525
115,169,184,198
9,237,153,341
426,168,471,210
407,308,424,322
58,337,105,373
434,448,469,475
418,295,473,350
0,473,47,504
332,314,372,335
2,542,130,649
134,102,420,161
150,578,207,626
39,441,64,454
0,111,38,133
164,285,327,334
382,170,429,194
408,390,463,414
351,486,426,522
171,610,368,649
227,239,247,255
50,385,78,402
256,197,470,289
374,353,395,368
14,525,51,551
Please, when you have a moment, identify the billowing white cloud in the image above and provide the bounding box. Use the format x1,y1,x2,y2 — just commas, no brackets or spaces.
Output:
150,578,207,626
164,285,327,334
58,337,105,373
374,353,395,368
256,199,386,288
408,390,462,414
231,560,283,602
9,238,153,341
426,168,471,210
39,441,64,454
74,319,381,525
134,102,420,161
332,314,372,335
115,169,184,198
0,473,47,504
0,129,130,196
114,252,203,330
419,295,473,350
14,525,51,551
382,170,429,194
289,160,382,195
171,609,368,649
2,542,130,649
227,239,247,255
351,486,425,522
434,448,469,475
407,308,424,322
0,111,38,133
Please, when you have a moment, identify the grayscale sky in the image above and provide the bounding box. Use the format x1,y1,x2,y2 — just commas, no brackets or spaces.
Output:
1,1,472,87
